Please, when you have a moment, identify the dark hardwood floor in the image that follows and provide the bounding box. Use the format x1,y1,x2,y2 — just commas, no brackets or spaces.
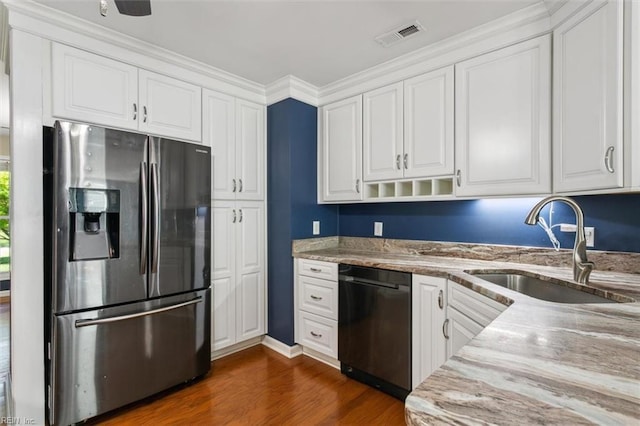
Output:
90,345,406,425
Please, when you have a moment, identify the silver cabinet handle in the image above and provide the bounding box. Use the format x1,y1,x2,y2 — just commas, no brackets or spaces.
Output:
133,103,137,120
396,154,401,170
605,146,615,173
232,179,236,192
143,105,148,123
456,170,461,187
232,209,236,223
404,153,408,169
438,289,443,310
310,267,322,273
443,319,450,339
239,209,243,223
310,331,322,338
356,179,360,193
239,178,243,192
75,297,202,328
310,295,322,301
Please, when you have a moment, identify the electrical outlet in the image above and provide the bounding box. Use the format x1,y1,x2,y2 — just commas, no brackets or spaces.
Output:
585,227,595,247
374,222,383,237
559,223,595,247
312,221,320,235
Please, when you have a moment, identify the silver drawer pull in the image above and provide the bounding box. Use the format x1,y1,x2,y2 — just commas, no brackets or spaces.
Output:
309,267,322,273
438,289,443,309
310,295,323,301
443,319,450,339
396,154,401,170
310,331,322,338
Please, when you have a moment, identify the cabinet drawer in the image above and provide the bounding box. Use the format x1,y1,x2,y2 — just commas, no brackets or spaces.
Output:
297,311,338,358
299,275,338,320
448,282,506,327
298,259,338,281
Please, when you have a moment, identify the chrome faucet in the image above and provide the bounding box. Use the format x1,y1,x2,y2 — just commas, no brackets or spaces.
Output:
524,196,594,284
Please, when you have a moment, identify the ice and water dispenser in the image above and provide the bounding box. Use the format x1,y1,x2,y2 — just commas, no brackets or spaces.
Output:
69,188,120,260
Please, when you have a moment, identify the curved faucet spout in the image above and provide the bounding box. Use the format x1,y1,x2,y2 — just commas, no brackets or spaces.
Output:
524,196,594,284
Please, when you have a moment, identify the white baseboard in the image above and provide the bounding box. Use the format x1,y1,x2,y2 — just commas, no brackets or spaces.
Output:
210,336,262,361
261,335,303,359
302,347,340,370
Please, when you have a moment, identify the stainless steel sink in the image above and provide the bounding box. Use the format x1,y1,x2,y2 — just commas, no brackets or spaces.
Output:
467,271,624,304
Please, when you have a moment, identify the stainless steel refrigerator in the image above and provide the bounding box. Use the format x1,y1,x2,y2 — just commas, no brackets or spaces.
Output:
43,121,211,425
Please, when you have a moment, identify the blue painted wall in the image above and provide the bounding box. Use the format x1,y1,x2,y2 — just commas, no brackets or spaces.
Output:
338,194,640,253
267,98,338,346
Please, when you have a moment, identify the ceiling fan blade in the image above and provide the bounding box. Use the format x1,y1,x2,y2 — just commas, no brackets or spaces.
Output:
114,0,151,16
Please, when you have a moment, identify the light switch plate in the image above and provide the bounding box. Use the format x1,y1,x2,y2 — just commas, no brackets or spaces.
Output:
374,222,383,237
312,221,320,235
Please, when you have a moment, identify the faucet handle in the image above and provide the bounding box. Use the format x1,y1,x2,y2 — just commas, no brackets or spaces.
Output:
576,260,595,284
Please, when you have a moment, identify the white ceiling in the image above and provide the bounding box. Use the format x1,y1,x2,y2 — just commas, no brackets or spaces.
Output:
34,0,540,87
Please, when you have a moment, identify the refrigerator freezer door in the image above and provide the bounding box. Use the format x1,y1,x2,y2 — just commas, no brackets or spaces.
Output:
149,137,211,297
50,289,211,425
49,121,149,313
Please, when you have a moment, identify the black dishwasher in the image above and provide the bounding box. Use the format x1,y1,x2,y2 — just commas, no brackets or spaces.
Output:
338,264,411,400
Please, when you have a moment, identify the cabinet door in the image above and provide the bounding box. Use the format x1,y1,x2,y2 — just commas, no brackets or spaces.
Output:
447,307,483,358
412,275,447,389
235,201,265,341
404,66,454,178
363,83,404,181
203,89,236,199
51,43,138,130
455,35,551,196
235,99,265,200
212,277,235,351
138,69,202,142
553,0,623,192
211,201,237,350
319,95,363,202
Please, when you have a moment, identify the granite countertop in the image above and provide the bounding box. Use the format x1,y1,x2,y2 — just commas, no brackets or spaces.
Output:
293,241,640,425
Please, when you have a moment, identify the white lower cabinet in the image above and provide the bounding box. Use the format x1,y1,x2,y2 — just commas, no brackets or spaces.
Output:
211,200,264,352
412,274,448,389
446,282,507,357
412,275,508,388
295,259,339,359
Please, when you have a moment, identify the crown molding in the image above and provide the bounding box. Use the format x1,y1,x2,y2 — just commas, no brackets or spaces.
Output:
3,0,266,102
265,75,319,106
317,1,552,105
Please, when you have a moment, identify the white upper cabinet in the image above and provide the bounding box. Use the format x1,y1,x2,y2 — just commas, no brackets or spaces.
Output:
52,43,138,131
455,35,551,196
51,43,202,142
138,69,202,142
235,99,265,200
404,66,455,178
203,90,265,200
319,95,363,202
363,69,454,184
553,0,623,192
363,82,404,181
203,90,236,199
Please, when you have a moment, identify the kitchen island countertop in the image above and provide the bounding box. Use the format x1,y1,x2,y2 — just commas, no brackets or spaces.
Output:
293,244,640,425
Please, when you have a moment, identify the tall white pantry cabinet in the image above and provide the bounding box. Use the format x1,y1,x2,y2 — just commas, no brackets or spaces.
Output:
203,89,266,354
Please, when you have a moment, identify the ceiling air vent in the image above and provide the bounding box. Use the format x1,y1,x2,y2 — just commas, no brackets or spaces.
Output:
375,21,425,48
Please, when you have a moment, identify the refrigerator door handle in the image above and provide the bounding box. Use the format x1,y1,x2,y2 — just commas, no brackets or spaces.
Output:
74,297,203,328
151,163,160,274
139,162,148,275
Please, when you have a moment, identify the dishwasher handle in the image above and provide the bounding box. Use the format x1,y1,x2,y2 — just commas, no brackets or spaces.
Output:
339,275,402,290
